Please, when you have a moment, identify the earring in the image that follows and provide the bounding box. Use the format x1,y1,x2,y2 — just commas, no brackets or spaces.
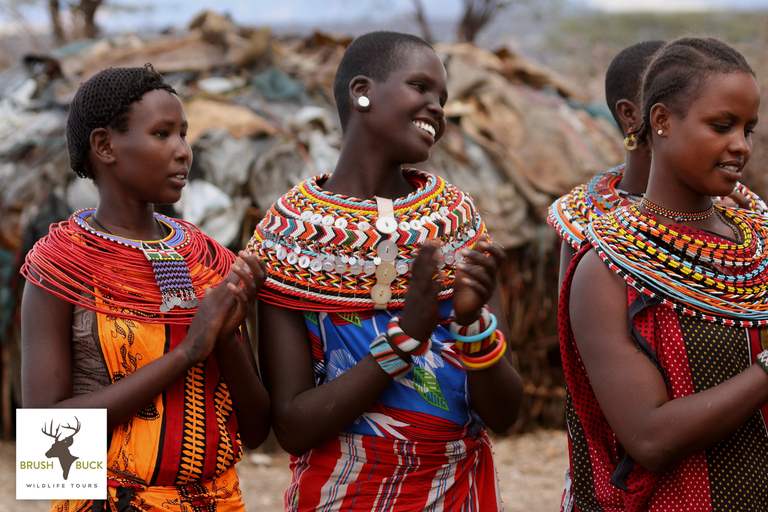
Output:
623,128,637,151
357,96,370,109
657,129,663,136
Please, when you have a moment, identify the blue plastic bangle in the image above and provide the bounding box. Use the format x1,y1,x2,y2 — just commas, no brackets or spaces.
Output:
450,313,498,342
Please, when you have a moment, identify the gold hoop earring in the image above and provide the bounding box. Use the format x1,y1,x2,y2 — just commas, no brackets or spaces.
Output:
623,128,637,151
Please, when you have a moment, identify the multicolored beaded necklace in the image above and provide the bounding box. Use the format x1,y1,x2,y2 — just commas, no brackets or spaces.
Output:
248,169,486,311
640,198,715,222
548,165,636,250
21,209,234,324
547,164,768,250
74,209,200,312
587,203,768,327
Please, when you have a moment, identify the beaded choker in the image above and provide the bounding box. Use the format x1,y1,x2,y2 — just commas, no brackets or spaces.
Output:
248,169,486,311
587,204,768,327
21,209,234,324
74,210,199,312
640,198,714,222
547,164,768,249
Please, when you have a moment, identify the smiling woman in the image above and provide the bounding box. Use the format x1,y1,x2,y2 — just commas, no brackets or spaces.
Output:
248,31,524,512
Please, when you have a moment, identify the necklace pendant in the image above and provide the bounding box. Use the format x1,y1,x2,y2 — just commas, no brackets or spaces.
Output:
142,241,197,313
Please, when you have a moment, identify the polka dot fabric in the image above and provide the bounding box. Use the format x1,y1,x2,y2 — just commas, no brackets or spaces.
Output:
559,245,768,511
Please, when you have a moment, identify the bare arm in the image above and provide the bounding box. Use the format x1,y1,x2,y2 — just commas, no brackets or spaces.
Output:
214,252,271,450
448,238,523,432
22,255,264,432
215,323,271,450
570,249,768,472
258,301,393,456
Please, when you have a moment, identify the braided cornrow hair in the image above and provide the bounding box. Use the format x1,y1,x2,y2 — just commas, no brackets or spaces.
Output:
604,40,665,129
66,63,176,179
633,37,755,145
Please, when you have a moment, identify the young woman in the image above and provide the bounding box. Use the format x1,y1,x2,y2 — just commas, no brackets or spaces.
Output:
561,37,768,511
548,40,766,289
21,64,271,512
249,31,524,511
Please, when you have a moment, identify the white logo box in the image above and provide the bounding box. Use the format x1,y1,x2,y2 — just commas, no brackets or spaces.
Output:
16,408,107,500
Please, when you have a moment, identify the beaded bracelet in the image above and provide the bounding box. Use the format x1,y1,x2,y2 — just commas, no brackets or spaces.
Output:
757,350,768,374
387,316,432,356
450,305,492,337
451,313,498,343
370,333,412,378
455,329,497,355
460,331,507,371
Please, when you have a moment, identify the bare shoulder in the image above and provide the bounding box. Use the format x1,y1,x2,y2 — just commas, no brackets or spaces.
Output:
570,249,627,316
568,249,632,357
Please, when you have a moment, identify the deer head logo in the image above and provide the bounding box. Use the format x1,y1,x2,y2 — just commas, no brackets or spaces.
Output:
42,417,80,479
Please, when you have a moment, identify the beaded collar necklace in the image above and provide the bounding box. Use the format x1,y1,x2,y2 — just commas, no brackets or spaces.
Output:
249,169,486,311
548,165,633,249
21,209,234,324
547,164,768,250
588,203,768,327
74,209,199,312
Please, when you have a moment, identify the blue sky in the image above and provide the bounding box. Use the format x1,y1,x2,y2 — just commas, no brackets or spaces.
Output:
102,0,768,29
6,0,768,33
587,0,768,10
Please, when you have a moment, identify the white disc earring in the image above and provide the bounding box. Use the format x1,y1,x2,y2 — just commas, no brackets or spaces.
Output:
657,129,663,136
357,96,370,109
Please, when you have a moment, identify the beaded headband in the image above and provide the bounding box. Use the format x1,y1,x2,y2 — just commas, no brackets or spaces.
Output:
248,169,486,311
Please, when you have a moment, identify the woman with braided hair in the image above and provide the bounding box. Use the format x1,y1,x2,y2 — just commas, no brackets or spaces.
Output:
547,40,767,290
248,31,524,511
20,64,271,511
560,37,768,511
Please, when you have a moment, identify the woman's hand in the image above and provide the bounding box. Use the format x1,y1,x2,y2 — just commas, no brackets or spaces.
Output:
216,251,267,342
452,236,505,325
398,239,443,342
183,251,267,364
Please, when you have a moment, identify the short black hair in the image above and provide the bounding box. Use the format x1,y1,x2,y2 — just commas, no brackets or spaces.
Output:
635,37,755,145
66,63,176,179
605,40,665,129
333,31,433,130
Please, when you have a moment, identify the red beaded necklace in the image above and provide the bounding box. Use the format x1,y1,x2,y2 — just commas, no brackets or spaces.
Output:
21,210,235,325
640,198,715,222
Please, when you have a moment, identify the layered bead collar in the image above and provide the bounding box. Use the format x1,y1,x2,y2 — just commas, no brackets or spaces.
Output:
249,169,486,311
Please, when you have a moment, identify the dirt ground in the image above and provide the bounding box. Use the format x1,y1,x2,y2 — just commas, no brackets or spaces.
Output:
1,429,568,511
